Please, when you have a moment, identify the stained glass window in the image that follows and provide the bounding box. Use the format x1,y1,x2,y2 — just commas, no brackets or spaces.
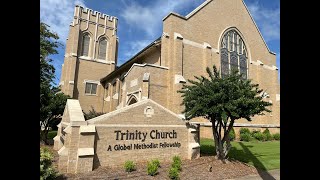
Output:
220,30,248,79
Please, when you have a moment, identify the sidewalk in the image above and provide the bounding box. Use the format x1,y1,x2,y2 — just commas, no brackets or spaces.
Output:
230,169,280,180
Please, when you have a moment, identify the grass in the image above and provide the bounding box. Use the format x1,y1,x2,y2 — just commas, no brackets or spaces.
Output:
47,130,57,139
200,138,280,171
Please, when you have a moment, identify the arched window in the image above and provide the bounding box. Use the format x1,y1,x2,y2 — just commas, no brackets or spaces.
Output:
98,38,107,60
220,30,248,79
81,34,90,56
127,95,138,106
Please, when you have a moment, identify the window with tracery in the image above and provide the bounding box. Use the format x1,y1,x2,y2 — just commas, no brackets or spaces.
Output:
81,34,90,57
220,30,248,79
98,38,107,60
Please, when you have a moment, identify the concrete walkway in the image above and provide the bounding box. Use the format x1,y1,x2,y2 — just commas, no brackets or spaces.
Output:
231,169,280,180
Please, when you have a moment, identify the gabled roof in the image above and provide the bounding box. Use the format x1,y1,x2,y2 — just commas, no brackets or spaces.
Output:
100,37,161,83
162,0,276,55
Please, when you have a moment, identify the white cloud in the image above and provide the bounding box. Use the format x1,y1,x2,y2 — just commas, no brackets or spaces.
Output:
121,0,203,37
119,40,154,64
246,1,280,42
40,0,86,44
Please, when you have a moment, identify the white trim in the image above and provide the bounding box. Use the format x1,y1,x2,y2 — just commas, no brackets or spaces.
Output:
124,63,169,78
186,0,212,19
87,99,184,124
174,32,183,40
83,79,101,85
175,75,186,84
112,93,118,99
69,81,74,84
162,32,170,38
182,36,219,53
250,60,278,71
59,81,64,86
78,148,94,156
127,89,141,96
104,96,110,102
276,94,280,101
241,0,276,55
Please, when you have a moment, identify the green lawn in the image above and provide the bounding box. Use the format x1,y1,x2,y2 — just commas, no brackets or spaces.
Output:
200,138,280,171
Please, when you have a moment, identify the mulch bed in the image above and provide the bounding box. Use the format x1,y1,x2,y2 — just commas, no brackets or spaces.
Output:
42,144,259,180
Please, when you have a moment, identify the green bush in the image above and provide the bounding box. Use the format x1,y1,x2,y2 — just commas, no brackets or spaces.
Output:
124,160,136,172
147,161,158,176
240,133,252,142
47,131,57,140
168,167,180,180
229,128,235,141
263,128,273,141
253,132,266,141
171,156,182,171
273,133,280,140
239,128,250,135
151,159,160,167
40,147,58,180
172,156,181,164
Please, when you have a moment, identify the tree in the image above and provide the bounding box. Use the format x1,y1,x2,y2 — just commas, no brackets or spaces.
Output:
178,65,272,161
40,22,69,144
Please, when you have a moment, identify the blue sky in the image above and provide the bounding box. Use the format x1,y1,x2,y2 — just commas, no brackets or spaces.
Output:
40,0,280,86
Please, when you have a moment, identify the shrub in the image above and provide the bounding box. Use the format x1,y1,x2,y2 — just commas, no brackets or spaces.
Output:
263,128,273,141
229,128,235,141
83,106,105,120
147,161,158,176
168,167,180,180
47,131,57,140
273,133,280,140
124,160,136,172
240,133,252,142
251,129,260,136
40,147,58,180
253,132,266,141
239,128,250,135
172,156,181,164
151,159,160,167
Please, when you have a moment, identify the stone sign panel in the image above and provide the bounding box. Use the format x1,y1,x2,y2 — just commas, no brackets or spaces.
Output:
54,99,200,173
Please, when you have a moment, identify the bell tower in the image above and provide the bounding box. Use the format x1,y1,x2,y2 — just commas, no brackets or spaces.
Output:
59,5,119,112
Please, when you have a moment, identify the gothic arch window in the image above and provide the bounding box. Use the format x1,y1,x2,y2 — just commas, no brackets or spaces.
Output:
81,34,90,57
127,95,138,106
98,38,107,60
220,30,248,79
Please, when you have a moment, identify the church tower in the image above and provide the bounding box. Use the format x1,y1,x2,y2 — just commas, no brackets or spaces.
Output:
59,5,118,113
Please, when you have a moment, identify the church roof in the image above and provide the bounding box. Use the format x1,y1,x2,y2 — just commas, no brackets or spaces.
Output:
100,37,161,83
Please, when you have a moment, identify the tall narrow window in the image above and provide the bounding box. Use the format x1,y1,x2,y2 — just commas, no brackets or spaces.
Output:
98,38,107,60
85,82,97,95
81,34,90,56
220,29,248,79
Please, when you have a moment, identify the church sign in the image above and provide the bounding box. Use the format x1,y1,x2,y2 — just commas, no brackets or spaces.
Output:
54,99,200,173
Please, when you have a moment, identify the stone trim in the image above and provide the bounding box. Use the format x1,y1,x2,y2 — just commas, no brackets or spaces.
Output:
241,0,276,55
58,146,68,156
83,79,101,85
143,73,150,82
79,125,96,134
175,75,186,84
59,81,64,86
78,148,94,156
87,99,184,123
181,36,219,53
124,63,169,78
250,60,278,71
69,81,74,84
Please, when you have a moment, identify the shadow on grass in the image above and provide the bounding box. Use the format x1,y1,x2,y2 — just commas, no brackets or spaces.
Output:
200,141,276,180
237,142,275,180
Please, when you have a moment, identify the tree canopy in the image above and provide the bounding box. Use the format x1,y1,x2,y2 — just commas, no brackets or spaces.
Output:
179,65,272,160
40,22,69,144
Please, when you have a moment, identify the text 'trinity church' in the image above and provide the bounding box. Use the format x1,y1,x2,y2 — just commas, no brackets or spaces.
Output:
59,0,280,136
